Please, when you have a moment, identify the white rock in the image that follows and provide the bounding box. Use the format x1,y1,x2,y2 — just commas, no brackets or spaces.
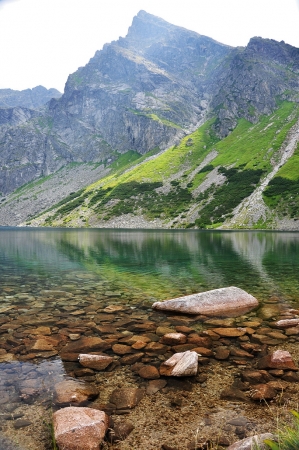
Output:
152,286,258,317
274,318,299,328
159,351,198,376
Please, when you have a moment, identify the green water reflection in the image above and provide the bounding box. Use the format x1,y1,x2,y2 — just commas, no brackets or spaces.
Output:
0,229,299,305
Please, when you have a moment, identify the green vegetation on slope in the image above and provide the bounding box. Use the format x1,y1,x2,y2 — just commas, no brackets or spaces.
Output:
263,143,299,218
195,167,265,228
33,101,299,228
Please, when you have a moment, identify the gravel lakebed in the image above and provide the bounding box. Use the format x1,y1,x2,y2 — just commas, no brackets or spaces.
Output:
0,275,299,450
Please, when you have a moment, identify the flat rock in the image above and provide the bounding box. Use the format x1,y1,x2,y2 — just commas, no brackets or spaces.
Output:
120,352,144,365
192,347,214,357
227,433,276,450
138,365,160,379
212,327,246,337
220,388,248,402
258,304,280,320
160,333,187,345
285,327,299,335
108,420,134,443
159,350,198,376
146,379,167,395
257,350,298,371
29,326,51,335
60,337,110,358
31,337,58,351
53,406,108,450
78,354,113,371
249,384,277,401
214,347,230,360
187,335,212,348
0,353,17,362
13,419,32,429
241,370,273,384
274,318,299,328
282,371,299,382
110,388,145,410
112,344,132,355
53,380,98,406
144,342,169,354
152,287,258,317
156,326,175,336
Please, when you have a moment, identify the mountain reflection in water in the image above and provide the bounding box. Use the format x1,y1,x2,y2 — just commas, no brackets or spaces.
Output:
0,229,299,304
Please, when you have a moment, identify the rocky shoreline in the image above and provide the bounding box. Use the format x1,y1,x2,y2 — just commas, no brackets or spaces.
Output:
0,285,299,449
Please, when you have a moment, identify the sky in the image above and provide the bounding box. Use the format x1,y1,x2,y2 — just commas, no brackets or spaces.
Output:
0,0,299,93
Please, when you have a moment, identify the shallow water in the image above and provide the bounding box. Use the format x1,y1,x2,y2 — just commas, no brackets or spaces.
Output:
1,228,299,301
1,228,299,448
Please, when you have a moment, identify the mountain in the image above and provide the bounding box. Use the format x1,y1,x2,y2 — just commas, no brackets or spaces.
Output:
0,85,61,109
0,11,299,230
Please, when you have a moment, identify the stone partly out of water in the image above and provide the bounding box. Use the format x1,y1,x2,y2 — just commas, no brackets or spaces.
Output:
152,287,258,317
53,380,99,406
78,354,114,371
53,407,109,450
257,350,298,371
227,433,276,450
159,351,198,376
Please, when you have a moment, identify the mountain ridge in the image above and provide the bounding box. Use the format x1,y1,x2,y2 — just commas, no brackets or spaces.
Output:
0,11,299,229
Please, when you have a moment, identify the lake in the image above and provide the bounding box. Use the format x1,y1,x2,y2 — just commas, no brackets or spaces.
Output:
1,228,299,449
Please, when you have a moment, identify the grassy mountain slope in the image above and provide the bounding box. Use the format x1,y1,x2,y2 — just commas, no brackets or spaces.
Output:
24,101,299,229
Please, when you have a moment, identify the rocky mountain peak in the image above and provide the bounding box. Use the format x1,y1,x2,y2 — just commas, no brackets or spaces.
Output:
246,36,299,69
1,11,299,201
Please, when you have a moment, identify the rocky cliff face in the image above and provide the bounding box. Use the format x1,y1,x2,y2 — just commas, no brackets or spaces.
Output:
1,11,299,197
209,37,299,136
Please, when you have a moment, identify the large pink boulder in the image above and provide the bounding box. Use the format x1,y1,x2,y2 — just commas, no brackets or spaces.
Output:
53,407,109,450
152,287,258,317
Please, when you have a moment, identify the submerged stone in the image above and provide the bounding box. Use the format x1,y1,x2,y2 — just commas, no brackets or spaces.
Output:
53,380,98,406
78,354,113,371
152,287,258,317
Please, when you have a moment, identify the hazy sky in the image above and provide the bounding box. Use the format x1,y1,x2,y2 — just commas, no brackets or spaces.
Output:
1,0,299,92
